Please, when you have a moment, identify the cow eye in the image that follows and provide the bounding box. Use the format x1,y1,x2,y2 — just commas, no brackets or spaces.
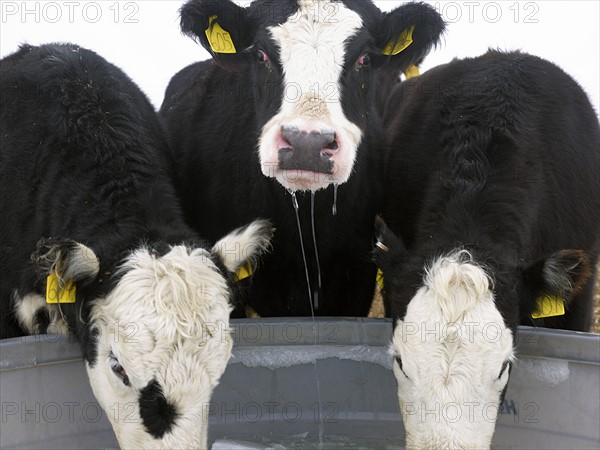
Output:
110,352,130,386
357,53,371,66
257,49,269,63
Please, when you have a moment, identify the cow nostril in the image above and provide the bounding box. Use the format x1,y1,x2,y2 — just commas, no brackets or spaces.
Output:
320,136,338,158
281,136,292,148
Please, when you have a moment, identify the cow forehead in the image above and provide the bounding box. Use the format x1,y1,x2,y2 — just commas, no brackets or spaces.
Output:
268,0,363,82
395,298,514,384
393,256,514,381
269,1,363,45
105,246,229,334
89,246,231,374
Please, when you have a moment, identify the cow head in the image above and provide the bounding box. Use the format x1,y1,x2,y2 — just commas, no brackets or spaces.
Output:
180,0,444,192
374,218,591,449
34,220,273,449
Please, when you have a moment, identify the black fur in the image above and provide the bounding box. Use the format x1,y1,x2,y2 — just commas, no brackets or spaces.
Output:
34,308,50,334
377,50,599,332
84,327,101,367
0,43,205,341
160,0,445,317
139,379,178,438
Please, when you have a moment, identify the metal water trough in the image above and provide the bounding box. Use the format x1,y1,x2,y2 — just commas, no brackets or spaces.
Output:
1,318,599,449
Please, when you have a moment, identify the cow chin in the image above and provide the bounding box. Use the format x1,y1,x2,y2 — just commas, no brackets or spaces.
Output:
275,169,339,192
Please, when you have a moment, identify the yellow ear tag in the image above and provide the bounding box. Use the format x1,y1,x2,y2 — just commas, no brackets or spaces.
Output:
403,65,420,79
205,15,237,54
531,295,565,319
376,268,385,290
382,24,415,56
46,273,76,304
235,262,253,282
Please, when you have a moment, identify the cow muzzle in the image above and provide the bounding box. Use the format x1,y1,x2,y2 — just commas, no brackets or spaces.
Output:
277,126,338,175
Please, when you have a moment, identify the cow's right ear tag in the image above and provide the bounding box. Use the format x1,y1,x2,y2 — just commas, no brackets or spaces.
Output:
403,65,420,79
205,15,237,54
46,273,76,304
531,295,565,319
376,268,385,290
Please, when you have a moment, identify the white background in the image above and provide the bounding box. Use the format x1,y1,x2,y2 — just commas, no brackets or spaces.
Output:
1,1,599,114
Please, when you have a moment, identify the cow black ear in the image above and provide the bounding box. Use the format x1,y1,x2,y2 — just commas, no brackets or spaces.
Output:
371,2,445,73
180,0,256,70
520,249,592,319
373,216,405,274
33,239,100,285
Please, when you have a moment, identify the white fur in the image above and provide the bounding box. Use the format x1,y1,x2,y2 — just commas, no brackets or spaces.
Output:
36,242,99,284
14,291,69,335
211,219,274,273
391,252,514,449
65,243,100,281
260,0,363,192
86,245,233,449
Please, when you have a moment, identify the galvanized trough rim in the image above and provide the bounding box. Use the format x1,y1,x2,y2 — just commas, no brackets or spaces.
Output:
1,318,598,371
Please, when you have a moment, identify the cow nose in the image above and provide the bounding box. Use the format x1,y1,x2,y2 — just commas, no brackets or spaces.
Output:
279,126,338,175
281,126,337,155
278,126,338,175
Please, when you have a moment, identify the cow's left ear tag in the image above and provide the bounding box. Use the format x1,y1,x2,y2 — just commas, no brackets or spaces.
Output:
46,273,76,304
531,295,565,319
234,262,253,282
382,24,415,56
205,15,237,54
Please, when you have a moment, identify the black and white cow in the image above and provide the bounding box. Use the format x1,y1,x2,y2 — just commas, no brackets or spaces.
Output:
374,50,599,449
0,43,273,449
160,0,445,316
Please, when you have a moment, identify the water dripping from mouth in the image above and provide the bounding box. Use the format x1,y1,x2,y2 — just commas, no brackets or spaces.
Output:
332,183,338,216
288,189,314,317
310,192,322,311
310,191,325,449
288,189,324,449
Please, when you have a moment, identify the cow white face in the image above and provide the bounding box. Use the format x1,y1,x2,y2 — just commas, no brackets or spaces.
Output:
86,245,233,449
180,0,445,192
391,253,513,449
33,221,272,449
257,1,363,191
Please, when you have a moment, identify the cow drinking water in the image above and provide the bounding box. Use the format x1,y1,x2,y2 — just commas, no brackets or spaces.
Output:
375,50,599,449
0,43,273,449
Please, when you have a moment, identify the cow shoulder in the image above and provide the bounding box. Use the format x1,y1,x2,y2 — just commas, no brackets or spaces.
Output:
161,59,217,115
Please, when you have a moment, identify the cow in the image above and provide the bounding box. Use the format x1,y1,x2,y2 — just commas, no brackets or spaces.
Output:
0,43,273,449
160,0,445,317
374,50,600,449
